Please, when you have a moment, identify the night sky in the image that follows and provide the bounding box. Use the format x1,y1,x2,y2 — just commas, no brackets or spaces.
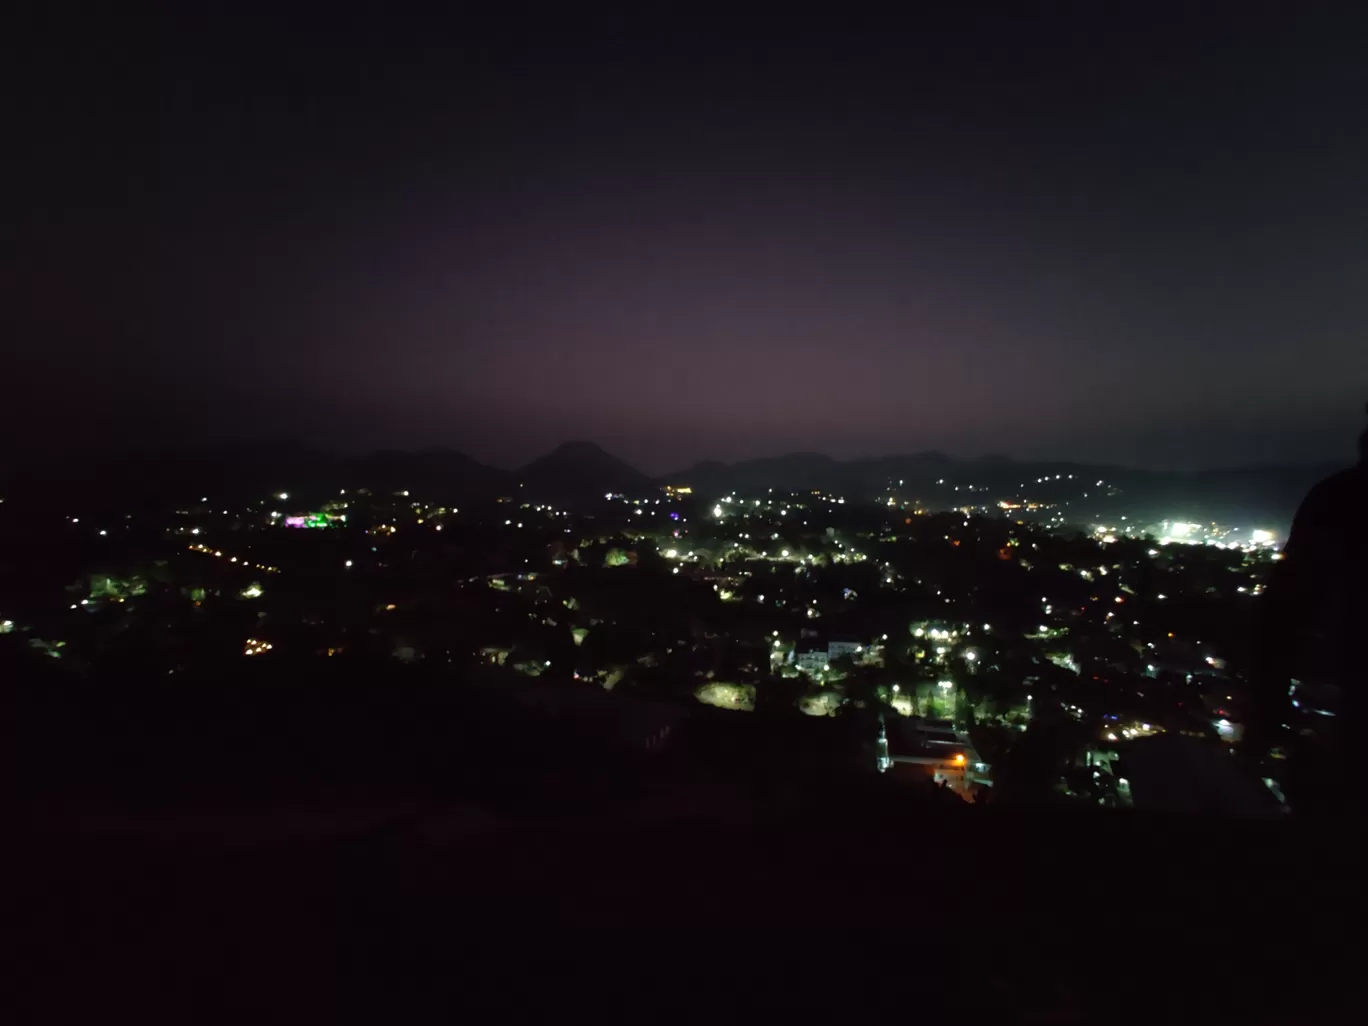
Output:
9,5,1368,473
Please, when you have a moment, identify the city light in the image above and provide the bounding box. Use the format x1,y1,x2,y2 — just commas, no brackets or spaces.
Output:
22,448,1312,812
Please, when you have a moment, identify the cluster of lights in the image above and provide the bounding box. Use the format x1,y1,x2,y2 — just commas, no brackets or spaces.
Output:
1149,521,1279,551
187,544,278,573
913,626,958,641
1119,723,1159,739
283,512,345,529
244,638,273,656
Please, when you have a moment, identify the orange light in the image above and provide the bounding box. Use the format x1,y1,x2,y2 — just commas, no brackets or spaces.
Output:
953,754,965,765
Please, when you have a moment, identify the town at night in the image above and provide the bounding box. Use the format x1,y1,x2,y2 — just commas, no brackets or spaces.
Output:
2,445,1301,812
9,3,1367,1020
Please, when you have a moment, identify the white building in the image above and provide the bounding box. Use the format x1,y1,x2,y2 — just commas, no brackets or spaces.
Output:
795,646,827,674
827,639,861,662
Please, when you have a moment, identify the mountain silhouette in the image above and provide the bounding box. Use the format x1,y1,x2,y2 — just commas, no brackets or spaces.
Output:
517,441,656,500
1,439,1338,530
341,449,512,498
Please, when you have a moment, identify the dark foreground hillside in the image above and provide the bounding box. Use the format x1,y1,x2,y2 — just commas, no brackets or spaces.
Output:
6,667,1364,1024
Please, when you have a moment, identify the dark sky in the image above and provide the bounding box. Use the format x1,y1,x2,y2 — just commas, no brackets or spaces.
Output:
9,4,1368,473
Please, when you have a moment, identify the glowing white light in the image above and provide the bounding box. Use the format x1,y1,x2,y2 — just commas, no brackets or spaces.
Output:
277,492,289,501
345,560,353,567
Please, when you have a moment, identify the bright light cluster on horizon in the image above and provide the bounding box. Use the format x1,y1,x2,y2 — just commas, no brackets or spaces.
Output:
1089,519,1280,552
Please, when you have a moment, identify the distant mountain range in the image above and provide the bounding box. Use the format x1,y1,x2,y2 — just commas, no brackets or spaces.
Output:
659,450,1338,529
517,441,656,500
2,439,1341,529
